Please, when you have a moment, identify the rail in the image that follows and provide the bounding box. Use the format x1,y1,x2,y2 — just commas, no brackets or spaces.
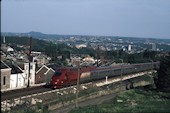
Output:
1,70,157,112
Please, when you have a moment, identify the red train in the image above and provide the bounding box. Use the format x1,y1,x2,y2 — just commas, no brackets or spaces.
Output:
50,62,159,89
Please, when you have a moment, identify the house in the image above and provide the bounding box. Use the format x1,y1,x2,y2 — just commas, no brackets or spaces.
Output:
17,62,36,86
35,65,55,85
1,61,11,90
1,61,26,91
31,53,50,68
75,44,87,49
7,62,26,89
82,55,95,64
24,62,36,85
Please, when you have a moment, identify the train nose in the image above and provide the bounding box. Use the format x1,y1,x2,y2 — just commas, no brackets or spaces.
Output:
54,79,59,84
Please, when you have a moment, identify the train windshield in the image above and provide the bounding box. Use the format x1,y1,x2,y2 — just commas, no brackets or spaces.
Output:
54,71,62,76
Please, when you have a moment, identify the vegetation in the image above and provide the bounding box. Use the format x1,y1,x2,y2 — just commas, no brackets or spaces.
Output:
3,103,48,113
0,36,71,66
69,89,170,113
0,36,163,66
1,36,49,52
104,49,160,63
155,52,170,90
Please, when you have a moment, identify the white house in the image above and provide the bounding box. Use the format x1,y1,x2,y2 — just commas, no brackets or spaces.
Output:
82,56,95,64
1,60,38,91
7,46,14,52
1,61,26,90
23,62,36,86
10,66,26,89
1,61,11,91
75,44,87,49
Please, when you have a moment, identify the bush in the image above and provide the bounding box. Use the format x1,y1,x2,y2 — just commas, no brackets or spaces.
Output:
155,52,170,90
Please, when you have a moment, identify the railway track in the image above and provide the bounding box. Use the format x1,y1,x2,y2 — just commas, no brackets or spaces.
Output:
2,62,159,102
1,70,155,102
1,70,156,112
1,86,51,101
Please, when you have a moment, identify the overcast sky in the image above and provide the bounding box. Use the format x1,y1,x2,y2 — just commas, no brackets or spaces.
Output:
1,0,170,39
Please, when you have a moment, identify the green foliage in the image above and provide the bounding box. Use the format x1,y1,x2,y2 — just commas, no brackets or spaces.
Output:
1,36,29,45
7,103,48,113
0,36,50,52
106,49,159,63
1,36,162,65
156,52,170,89
143,50,157,59
69,89,170,113
45,42,58,60
103,48,161,64
23,108,37,113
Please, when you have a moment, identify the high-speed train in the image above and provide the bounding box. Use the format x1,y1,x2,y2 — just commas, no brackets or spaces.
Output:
50,62,159,89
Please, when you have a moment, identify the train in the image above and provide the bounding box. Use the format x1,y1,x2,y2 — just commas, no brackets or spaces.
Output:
50,62,160,89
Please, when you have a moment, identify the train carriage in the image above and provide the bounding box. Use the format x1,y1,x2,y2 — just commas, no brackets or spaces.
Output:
50,62,160,89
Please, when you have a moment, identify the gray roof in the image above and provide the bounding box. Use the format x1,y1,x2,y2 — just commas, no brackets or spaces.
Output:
9,64,23,74
1,60,23,74
0,61,10,69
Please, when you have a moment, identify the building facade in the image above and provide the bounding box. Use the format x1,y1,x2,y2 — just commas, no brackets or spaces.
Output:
35,65,54,84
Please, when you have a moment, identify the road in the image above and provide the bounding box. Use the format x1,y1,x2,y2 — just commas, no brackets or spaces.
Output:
50,92,119,113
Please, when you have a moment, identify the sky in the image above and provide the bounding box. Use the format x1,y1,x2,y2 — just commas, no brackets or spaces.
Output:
1,0,170,39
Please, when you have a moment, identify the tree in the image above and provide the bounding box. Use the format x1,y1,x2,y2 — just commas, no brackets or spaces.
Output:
155,52,170,90
45,42,58,60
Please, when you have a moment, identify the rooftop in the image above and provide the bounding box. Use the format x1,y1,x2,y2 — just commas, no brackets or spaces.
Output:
0,61,10,69
1,60,23,74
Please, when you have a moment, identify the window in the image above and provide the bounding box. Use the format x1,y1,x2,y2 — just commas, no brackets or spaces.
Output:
30,65,33,69
3,76,6,85
54,71,62,76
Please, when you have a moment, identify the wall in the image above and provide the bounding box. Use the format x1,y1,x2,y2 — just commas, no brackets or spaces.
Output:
45,69,54,84
24,62,36,85
1,69,11,90
10,73,26,89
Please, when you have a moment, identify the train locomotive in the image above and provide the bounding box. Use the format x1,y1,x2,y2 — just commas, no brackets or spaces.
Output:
50,62,159,89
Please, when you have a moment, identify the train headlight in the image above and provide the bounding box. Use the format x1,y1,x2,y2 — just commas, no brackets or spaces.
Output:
55,81,58,84
55,80,59,84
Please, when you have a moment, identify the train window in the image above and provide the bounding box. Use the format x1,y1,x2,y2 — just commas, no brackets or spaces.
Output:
54,71,62,76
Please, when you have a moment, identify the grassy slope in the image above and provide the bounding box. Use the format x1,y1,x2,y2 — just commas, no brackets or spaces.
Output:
69,89,170,113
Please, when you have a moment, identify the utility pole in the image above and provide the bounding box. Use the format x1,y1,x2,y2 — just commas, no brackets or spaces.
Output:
75,58,80,107
97,45,99,67
27,37,32,88
150,59,153,69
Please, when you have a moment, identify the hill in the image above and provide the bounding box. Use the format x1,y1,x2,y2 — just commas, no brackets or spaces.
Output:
2,31,78,40
1,36,51,52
